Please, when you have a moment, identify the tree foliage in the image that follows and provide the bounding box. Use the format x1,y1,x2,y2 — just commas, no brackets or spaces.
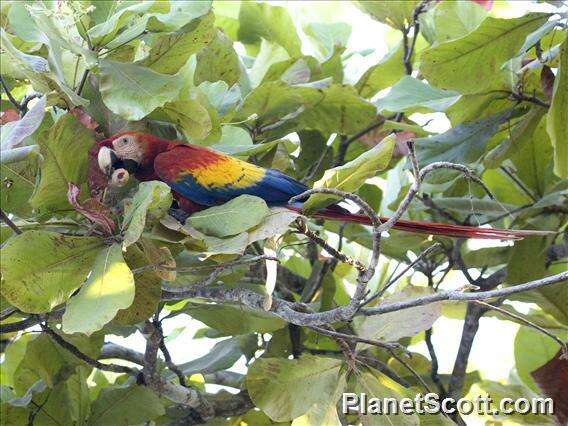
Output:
0,1,567,425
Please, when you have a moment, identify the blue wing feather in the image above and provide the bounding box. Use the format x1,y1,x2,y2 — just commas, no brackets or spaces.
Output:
166,168,308,207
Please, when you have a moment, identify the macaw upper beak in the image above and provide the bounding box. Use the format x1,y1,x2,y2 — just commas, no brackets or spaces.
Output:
98,146,118,176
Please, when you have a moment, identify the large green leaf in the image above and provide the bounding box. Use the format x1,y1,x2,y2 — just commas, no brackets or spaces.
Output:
514,327,562,393
0,231,102,313
29,114,94,214
246,355,344,422
304,22,351,60
420,13,548,94
298,84,377,135
113,245,161,325
87,385,164,425
355,42,405,98
158,99,213,140
546,37,568,178
356,286,442,344
99,59,184,120
140,12,215,74
185,303,286,335
420,0,487,44
375,76,461,113
354,1,419,30
175,336,257,377
122,181,173,248
188,194,270,238
238,2,301,56
415,110,510,165
354,369,419,425
0,160,37,217
304,135,395,211
195,29,241,87
62,243,135,335
14,332,101,395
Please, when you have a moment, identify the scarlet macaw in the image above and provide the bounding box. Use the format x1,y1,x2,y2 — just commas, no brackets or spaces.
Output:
95,131,542,240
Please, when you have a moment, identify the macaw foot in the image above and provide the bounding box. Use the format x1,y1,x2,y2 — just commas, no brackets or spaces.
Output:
168,207,190,224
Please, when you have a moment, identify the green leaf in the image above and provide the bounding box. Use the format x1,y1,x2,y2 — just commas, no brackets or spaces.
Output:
175,336,256,377
185,303,285,335
29,114,94,214
546,37,568,178
0,28,51,93
146,0,212,32
14,332,101,394
416,197,516,216
236,81,323,132
375,76,461,113
122,181,173,248
298,84,377,135
0,231,102,313
354,369,419,425
356,42,406,98
0,95,45,150
514,327,562,393
354,1,419,30
113,245,161,325
420,13,548,94
140,12,215,74
195,29,241,87
159,99,212,140
62,244,135,335
0,160,37,217
415,110,510,165
99,59,184,121
422,0,487,44
188,195,270,238
356,286,442,343
304,22,351,60
304,135,395,211
511,114,553,196
246,355,344,422
238,2,302,56
87,385,165,426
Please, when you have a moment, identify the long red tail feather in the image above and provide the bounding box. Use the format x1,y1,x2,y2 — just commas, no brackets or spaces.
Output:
287,206,550,240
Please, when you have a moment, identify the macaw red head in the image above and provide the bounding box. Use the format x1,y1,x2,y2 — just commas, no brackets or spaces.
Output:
96,131,169,177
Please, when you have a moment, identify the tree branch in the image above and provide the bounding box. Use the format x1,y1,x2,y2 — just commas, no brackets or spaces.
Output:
41,324,136,375
1,209,23,235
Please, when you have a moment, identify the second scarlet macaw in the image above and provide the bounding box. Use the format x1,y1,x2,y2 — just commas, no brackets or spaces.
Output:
96,131,542,240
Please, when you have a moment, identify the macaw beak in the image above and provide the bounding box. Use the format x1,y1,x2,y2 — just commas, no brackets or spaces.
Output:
97,145,141,179
97,146,119,176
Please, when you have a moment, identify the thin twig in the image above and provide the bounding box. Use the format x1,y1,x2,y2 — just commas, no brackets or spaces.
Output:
389,350,433,394
1,209,23,234
309,325,402,351
294,218,366,271
132,254,278,275
474,300,568,357
0,74,21,110
425,328,446,396
41,324,136,375
362,243,442,307
500,166,538,202
76,69,90,96
334,118,387,166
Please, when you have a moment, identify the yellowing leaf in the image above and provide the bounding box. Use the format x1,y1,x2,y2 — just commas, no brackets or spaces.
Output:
62,244,135,335
304,135,395,211
246,355,344,422
0,231,102,313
